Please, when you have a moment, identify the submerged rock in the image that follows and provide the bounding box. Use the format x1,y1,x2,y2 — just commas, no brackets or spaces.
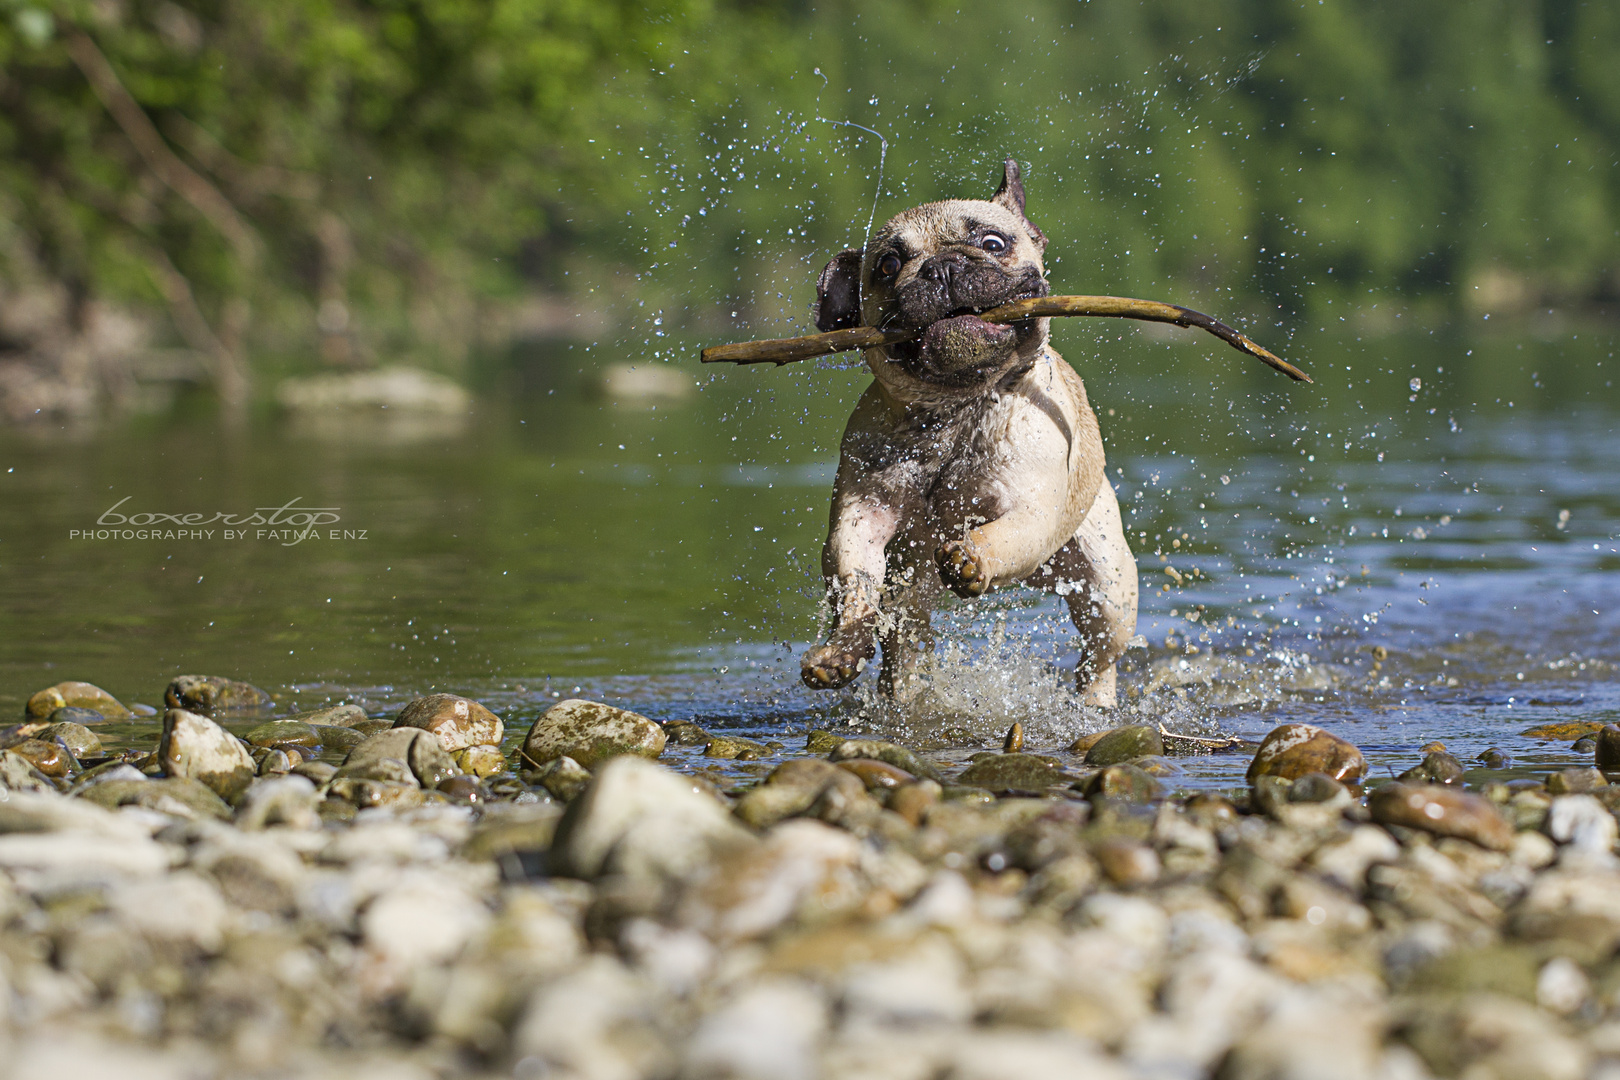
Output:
1084,724,1164,766
164,674,273,715
394,693,503,751
1246,723,1366,785
158,708,256,802
704,734,769,760
290,703,369,727
956,753,1067,794
1368,782,1514,851
242,720,321,749
25,681,132,721
523,699,666,770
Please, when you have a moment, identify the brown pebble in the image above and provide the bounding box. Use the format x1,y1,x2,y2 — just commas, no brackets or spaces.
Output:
836,758,914,791
1003,721,1024,753
1420,741,1446,753
1247,723,1366,785
888,780,941,826
1546,767,1608,795
10,738,71,778
437,775,487,804
1066,730,1107,756
1092,839,1160,886
1595,725,1620,772
1368,782,1513,851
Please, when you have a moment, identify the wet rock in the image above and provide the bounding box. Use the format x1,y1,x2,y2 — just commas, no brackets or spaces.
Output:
536,756,593,802
453,744,507,778
1083,764,1164,804
291,703,369,727
1185,792,1239,829
437,775,488,805
956,753,1067,794
1369,782,1514,851
1546,767,1607,795
888,780,942,826
351,717,393,736
549,756,753,883
66,761,145,795
1596,724,1620,772
805,729,843,754
1544,795,1618,855
257,748,295,776
235,775,320,830
827,739,947,785
9,738,72,778
311,723,368,753
663,719,713,746
0,749,61,792
164,674,273,714
293,760,337,785
33,721,101,759
1572,735,1598,754
704,734,769,760
46,706,113,728
733,759,862,829
1479,747,1513,769
1520,720,1605,740
78,776,232,820
325,778,426,811
522,698,666,770
242,720,321,749
1002,720,1024,752
25,681,132,721
338,728,458,788
836,757,914,791
1399,750,1466,785
158,708,256,802
1247,723,1365,785
1084,724,1164,766
393,693,503,752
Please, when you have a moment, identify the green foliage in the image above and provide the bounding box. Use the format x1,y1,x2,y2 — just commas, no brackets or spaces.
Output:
0,0,1615,387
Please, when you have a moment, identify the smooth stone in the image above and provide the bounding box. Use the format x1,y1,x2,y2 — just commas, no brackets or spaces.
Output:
0,749,58,792
393,693,504,752
704,734,769,760
733,759,860,829
292,760,338,785
79,776,232,820
1544,795,1620,854
1399,750,1466,785
164,674,274,715
129,703,158,717
242,721,321,749
522,699,666,770
1084,724,1164,767
1003,721,1025,753
678,819,870,942
8,741,72,782
257,748,295,776
889,780,942,826
1082,764,1163,804
1368,782,1514,851
1290,772,1352,805
827,739,947,785
1573,735,1598,754
351,717,393,736
1066,730,1107,756
1184,792,1239,828
549,756,754,882
25,681,132,721
956,753,1066,794
66,760,145,795
158,708,256,803
1478,748,1513,769
33,721,101,758
454,744,507,778
291,703,369,727
1247,722,1366,785
537,756,593,802
1092,839,1160,886
312,724,369,753
46,706,112,726
340,757,416,785
836,758,915,791
805,729,843,754
326,778,426,810
339,728,458,788
1546,767,1607,795
1520,720,1606,740
235,775,320,830
663,720,714,746
1596,725,1620,772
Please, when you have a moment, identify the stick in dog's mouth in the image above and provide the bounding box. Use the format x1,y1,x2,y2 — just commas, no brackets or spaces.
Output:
699,294,1312,383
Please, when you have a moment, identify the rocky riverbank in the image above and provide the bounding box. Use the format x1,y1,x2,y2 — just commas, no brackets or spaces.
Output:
0,677,1617,1079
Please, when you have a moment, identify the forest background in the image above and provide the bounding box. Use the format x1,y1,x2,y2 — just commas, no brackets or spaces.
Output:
1,0,1616,418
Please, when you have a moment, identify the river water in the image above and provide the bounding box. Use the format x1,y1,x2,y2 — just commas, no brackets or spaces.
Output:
1,321,1615,794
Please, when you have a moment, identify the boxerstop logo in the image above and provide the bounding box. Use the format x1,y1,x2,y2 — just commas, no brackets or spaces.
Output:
73,497,367,547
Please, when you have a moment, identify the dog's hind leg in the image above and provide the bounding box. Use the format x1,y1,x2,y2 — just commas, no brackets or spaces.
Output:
877,555,941,703
1034,482,1138,708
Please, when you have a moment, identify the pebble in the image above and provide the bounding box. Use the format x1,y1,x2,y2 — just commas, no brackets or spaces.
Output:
24,681,133,721
1546,767,1608,795
34,720,102,758
704,734,770,760
835,757,914,791
454,744,507,778
291,703,369,727
522,698,667,769
1368,782,1515,850
1596,724,1620,772
163,674,273,714
955,753,1067,794
663,719,714,746
1084,724,1164,766
338,728,458,789
9,738,72,778
1084,764,1163,804
827,739,947,785
1400,750,1466,785
158,708,256,802
393,693,504,752
242,720,321,748
1246,723,1367,785
536,755,593,802
1521,720,1605,740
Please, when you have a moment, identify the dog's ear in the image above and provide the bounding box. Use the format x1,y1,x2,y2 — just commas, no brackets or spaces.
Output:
815,247,864,332
991,158,1047,251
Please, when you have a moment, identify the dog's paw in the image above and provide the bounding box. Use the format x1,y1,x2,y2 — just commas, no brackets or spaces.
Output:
936,539,992,598
801,645,869,690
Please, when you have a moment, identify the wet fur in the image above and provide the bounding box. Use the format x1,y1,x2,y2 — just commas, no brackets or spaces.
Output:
801,160,1139,707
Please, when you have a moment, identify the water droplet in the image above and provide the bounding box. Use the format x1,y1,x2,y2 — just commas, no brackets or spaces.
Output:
1409,377,1422,392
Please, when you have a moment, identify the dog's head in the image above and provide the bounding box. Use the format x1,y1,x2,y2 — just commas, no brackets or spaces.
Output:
815,158,1051,386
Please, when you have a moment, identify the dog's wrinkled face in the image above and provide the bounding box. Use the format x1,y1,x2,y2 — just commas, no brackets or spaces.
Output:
816,159,1051,386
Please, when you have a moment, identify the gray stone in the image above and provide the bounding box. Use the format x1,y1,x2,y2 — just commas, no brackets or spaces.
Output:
339,727,458,788
523,699,666,770
537,755,593,802
235,775,321,830
158,708,256,802
1084,724,1164,766
164,674,274,714
956,753,1066,794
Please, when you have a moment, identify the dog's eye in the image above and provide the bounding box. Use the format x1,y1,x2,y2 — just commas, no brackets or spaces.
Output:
875,253,902,278
981,233,1009,254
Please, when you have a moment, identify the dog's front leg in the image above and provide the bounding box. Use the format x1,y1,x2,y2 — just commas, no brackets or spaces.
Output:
802,495,900,689
935,492,1091,600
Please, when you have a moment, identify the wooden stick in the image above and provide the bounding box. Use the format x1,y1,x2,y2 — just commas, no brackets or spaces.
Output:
701,294,1311,382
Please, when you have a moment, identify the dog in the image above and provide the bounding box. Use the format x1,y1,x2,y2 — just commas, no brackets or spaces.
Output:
799,159,1139,708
